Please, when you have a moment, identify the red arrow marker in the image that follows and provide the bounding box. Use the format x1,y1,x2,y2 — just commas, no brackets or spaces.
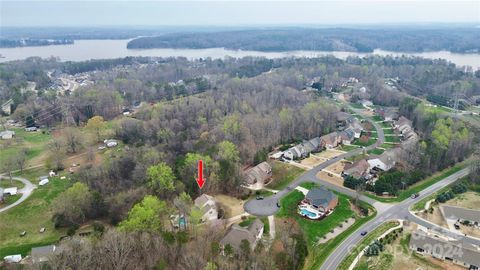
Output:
196,160,206,189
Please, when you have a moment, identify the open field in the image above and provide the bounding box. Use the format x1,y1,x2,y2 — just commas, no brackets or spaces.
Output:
352,138,376,147
0,168,71,258
337,144,360,152
268,160,305,190
367,148,385,155
365,162,467,203
444,191,480,209
0,128,52,167
214,194,245,218
382,128,394,135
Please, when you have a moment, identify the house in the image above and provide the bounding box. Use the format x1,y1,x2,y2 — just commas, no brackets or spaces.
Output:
243,162,272,190
283,146,302,160
440,205,480,227
345,117,363,138
220,219,264,255
3,187,18,196
3,254,22,263
361,99,373,108
336,111,351,126
0,130,15,140
383,109,398,122
339,128,355,145
367,150,396,171
394,116,412,133
39,176,49,186
31,245,58,263
343,159,370,179
194,194,218,222
283,137,321,161
409,229,480,270
320,132,341,149
298,187,338,219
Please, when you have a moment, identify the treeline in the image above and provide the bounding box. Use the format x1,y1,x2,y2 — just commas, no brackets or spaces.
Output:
0,38,73,48
127,28,480,53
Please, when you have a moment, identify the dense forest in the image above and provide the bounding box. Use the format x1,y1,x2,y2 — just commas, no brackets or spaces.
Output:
127,28,480,53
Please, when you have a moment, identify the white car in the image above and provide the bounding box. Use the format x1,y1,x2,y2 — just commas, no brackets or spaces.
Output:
106,141,118,148
98,146,106,150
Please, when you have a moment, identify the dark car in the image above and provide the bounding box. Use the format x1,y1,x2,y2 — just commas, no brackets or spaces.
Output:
411,193,420,199
360,231,368,236
256,195,264,200
276,202,281,208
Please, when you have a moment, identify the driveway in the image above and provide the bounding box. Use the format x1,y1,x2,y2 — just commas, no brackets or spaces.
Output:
0,175,35,213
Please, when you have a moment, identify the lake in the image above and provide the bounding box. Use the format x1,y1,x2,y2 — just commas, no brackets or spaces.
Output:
1,39,479,69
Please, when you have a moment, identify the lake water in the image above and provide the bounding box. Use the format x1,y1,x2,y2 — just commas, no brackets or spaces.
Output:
1,39,479,69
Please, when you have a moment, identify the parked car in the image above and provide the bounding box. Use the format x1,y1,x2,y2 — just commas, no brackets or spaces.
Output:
360,231,368,236
19,231,26,237
98,146,106,150
411,193,420,199
256,195,264,200
276,202,281,208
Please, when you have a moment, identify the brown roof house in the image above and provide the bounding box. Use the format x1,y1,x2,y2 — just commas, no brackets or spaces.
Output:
194,194,218,222
343,159,370,179
243,162,272,190
320,132,342,149
220,219,264,255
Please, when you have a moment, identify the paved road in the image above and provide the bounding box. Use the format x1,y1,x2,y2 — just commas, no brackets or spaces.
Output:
244,111,385,216
0,175,35,213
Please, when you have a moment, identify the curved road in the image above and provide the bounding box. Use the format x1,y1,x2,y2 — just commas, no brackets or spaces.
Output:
244,111,385,216
243,107,476,270
0,175,35,213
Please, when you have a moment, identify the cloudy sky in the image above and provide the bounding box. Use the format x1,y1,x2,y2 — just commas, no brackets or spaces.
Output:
1,1,479,27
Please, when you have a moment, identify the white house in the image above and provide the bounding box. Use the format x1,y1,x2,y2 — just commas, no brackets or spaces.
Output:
194,194,218,222
0,130,15,140
4,187,18,196
368,150,396,171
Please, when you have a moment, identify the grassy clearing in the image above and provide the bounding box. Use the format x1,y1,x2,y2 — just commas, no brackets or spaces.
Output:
0,168,71,258
372,115,383,122
337,221,400,270
268,160,305,190
351,103,364,109
365,162,467,203
367,148,385,155
277,182,376,270
379,122,391,129
382,128,394,135
379,143,396,149
384,136,400,143
0,128,52,167
0,179,25,189
352,138,376,147
338,144,360,152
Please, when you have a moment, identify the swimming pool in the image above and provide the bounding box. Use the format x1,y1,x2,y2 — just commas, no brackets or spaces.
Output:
300,208,318,218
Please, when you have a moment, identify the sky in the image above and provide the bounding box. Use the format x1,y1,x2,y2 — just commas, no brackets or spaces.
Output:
1,0,479,27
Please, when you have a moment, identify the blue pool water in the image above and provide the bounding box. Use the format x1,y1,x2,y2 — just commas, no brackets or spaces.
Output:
300,208,317,218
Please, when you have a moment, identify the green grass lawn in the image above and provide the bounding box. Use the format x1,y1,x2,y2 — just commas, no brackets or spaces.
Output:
382,128,394,135
351,103,364,109
367,148,385,155
337,221,400,270
0,168,71,258
277,183,376,270
353,138,376,147
372,115,383,122
0,128,52,167
268,161,305,190
365,162,468,203
338,144,360,152
384,136,400,143
0,179,26,189
379,122,392,129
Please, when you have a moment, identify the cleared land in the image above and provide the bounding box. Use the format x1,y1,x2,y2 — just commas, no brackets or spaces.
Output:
214,194,245,218
268,160,305,190
317,161,348,186
0,168,71,258
0,128,52,167
300,155,325,167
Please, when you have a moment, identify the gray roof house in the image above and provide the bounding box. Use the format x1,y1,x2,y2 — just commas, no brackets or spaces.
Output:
367,150,396,171
243,162,272,189
304,187,338,212
409,230,480,270
31,245,58,263
220,219,264,255
194,194,218,222
339,128,355,144
440,205,480,226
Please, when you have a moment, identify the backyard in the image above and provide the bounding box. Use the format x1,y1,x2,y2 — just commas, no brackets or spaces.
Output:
0,128,52,167
277,182,376,270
